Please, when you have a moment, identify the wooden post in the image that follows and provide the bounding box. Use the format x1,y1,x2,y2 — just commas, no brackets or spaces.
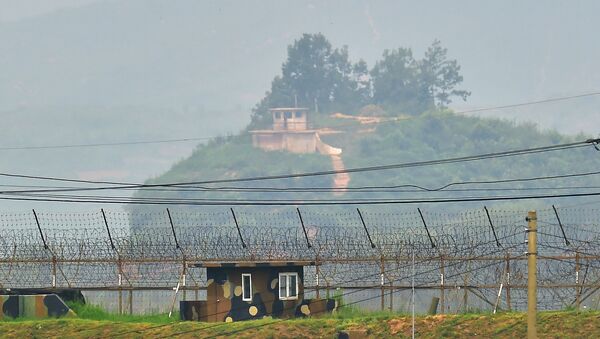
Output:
182,260,187,301
506,253,512,311
316,258,321,299
52,256,57,288
463,260,470,313
389,271,394,311
575,253,581,310
118,259,123,315
380,256,385,311
128,290,133,315
440,255,445,315
527,210,537,339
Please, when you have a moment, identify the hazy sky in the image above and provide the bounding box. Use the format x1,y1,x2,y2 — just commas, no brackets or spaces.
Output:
1,0,599,210
0,0,100,22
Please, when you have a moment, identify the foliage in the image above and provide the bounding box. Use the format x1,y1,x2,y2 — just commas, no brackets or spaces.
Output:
371,40,470,115
250,33,370,128
250,34,469,129
138,108,597,215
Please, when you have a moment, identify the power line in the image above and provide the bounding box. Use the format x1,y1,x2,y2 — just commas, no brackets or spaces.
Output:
2,91,600,151
0,135,224,151
3,190,600,206
0,138,597,194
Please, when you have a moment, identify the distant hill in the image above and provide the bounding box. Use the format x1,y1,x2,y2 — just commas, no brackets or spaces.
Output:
134,110,597,212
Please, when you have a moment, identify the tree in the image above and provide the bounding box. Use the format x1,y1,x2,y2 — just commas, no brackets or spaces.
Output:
418,40,470,108
370,41,470,115
370,48,427,114
250,33,368,128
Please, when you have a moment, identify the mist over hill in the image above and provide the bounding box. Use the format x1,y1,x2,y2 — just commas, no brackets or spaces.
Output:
1,0,599,211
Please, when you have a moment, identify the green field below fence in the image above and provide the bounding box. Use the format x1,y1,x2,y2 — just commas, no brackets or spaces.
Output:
1,304,600,338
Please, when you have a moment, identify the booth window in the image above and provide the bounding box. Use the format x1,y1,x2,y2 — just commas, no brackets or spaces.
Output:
242,273,252,301
279,272,298,300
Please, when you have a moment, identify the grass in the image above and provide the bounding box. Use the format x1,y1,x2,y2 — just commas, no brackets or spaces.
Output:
65,302,178,324
1,304,600,338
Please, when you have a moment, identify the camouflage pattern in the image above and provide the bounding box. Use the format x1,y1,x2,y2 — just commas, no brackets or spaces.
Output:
0,294,76,319
181,263,337,322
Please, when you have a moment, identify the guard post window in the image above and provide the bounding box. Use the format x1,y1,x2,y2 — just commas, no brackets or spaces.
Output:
242,273,252,301
279,272,298,300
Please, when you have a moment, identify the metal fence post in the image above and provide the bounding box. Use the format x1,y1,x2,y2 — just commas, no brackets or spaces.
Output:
526,210,538,339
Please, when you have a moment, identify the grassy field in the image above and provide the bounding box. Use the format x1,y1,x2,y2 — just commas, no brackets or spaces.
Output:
1,304,599,338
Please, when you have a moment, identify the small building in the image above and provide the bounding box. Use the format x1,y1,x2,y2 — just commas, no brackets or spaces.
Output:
180,261,337,322
250,108,341,155
270,107,308,131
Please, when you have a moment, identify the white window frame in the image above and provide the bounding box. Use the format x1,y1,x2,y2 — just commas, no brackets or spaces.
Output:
278,272,299,300
242,273,252,301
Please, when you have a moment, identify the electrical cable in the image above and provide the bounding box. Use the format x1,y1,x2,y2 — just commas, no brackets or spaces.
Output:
3,191,600,206
0,139,597,195
3,90,600,151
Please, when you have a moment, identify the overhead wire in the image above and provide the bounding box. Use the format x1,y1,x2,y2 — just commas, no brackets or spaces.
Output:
2,90,600,151
3,191,600,206
0,138,597,195
3,169,600,194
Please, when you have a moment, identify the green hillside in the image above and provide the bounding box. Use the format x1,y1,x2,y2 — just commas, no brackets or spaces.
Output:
135,110,596,211
133,34,597,210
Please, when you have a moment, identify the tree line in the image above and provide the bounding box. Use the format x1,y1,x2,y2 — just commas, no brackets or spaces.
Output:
250,33,470,128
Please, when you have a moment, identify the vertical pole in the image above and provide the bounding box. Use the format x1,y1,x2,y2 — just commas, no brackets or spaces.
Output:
575,253,580,310
315,256,320,299
506,253,512,311
380,255,385,311
463,264,469,313
182,260,187,301
389,271,394,311
412,246,415,339
527,210,537,339
440,255,445,315
52,256,57,288
128,290,133,315
118,259,123,315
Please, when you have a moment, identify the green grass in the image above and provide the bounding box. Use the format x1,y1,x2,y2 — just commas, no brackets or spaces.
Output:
2,304,600,338
66,302,178,323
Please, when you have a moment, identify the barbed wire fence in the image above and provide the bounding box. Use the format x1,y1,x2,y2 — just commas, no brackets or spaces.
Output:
0,206,599,314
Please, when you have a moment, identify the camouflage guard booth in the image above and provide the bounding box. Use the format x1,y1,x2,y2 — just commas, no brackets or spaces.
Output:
180,260,337,322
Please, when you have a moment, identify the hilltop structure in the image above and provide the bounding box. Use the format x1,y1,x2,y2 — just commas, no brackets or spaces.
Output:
250,108,341,155
250,107,349,192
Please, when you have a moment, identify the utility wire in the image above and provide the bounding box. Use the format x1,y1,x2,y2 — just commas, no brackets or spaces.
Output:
3,190,600,206
2,90,600,151
0,139,597,194
4,169,600,194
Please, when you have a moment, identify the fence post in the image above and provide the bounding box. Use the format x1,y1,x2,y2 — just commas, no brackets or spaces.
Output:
440,255,445,314
128,290,133,315
526,210,537,339
505,253,511,311
463,262,469,313
315,255,320,299
182,259,187,301
380,255,385,311
118,258,123,315
52,256,57,288
575,252,580,310
389,267,394,311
